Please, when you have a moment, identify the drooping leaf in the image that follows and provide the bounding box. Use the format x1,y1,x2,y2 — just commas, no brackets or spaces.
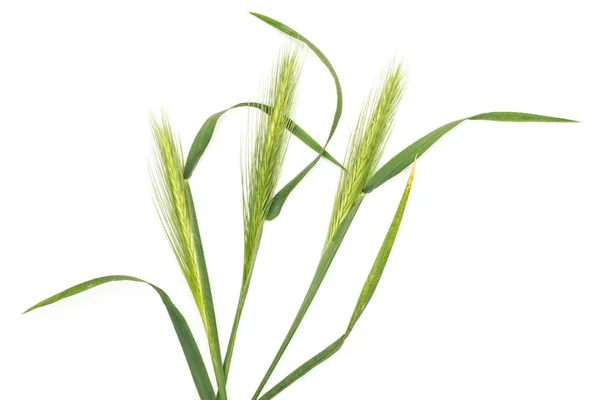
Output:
363,112,577,193
258,164,415,400
183,102,342,179
24,276,215,400
250,12,345,219
252,196,364,399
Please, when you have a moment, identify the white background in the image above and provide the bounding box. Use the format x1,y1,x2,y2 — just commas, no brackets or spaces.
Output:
1,0,599,399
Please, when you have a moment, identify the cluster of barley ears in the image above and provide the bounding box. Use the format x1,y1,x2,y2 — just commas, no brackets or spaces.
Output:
24,11,576,400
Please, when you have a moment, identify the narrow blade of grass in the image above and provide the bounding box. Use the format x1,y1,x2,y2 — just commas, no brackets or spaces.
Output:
469,111,577,123
258,164,415,400
363,111,578,193
252,196,364,399
23,275,216,400
250,12,345,218
183,102,342,179
347,162,415,331
186,183,227,399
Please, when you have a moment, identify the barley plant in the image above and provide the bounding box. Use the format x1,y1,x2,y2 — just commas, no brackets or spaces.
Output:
24,11,576,400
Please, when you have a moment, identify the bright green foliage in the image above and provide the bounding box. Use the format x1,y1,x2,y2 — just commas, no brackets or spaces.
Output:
326,60,407,242
24,11,578,400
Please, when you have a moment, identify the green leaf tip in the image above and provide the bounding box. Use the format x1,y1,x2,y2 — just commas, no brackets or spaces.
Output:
363,110,577,194
469,111,578,123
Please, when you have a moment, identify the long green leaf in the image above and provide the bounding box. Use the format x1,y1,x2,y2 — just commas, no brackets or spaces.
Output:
259,335,347,400
363,111,577,193
186,184,228,400
252,196,364,399
23,275,215,400
183,102,342,179
259,164,416,400
250,12,345,220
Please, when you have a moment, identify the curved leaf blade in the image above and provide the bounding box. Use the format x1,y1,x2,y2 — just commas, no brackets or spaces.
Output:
258,165,416,400
250,12,345,219
363,111,577,193
183,102,342,179
24,275,216,400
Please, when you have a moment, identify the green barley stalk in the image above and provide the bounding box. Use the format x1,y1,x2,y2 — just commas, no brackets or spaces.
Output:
149,112,206,321
223,45,304,379
149,111,228,399
252,59,407,399
24,13,578,400
326,60,407,242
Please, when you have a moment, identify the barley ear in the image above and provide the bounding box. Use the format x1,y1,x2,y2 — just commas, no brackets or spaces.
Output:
326,60,407,243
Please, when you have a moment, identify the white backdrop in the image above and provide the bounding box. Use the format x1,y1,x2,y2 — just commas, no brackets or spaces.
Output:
1,1,599,399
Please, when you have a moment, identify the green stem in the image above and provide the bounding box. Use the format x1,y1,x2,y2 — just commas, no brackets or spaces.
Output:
222,228,263,382
251,197,364,399
223,277,251,379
